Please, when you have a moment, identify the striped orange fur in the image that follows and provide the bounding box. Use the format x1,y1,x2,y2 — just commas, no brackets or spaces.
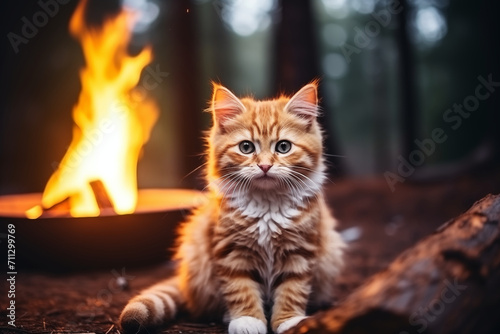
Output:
119,82,345,334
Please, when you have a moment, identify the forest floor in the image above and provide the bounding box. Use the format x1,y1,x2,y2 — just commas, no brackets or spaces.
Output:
2,165,500,334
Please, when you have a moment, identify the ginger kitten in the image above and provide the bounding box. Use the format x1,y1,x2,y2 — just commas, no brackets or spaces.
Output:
119,82,345,334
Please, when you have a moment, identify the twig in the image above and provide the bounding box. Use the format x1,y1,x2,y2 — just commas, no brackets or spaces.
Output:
104,324,115,334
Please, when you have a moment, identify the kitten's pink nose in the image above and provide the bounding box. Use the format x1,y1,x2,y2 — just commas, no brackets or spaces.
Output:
258,164,272,174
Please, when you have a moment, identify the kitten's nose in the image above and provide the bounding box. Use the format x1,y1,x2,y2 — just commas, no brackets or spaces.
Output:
258,164,272,174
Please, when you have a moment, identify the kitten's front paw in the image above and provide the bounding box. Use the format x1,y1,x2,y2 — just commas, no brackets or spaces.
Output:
228,316,267,334
276,316,308,334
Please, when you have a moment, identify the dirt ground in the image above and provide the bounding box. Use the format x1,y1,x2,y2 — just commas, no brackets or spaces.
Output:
2,167,500,334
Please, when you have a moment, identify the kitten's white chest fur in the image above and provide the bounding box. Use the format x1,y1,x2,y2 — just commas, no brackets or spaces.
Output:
228,170,324,245
232,191,301,245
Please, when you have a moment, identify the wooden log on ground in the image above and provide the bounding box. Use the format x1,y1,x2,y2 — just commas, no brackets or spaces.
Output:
288,194,500,334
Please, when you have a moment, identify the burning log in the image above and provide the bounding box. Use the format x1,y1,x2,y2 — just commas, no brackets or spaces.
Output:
288,194,500,334
89,180,116,214
26,180,115,218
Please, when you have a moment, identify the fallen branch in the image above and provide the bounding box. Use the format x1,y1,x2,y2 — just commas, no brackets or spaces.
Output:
288,194,500,334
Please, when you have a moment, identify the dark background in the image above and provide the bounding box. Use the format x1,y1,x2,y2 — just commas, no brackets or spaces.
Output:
1,0,500,195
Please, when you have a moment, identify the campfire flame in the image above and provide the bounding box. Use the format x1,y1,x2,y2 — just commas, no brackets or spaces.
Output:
26,0,158,218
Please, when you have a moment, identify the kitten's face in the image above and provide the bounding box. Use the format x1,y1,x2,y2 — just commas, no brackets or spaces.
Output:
208,83,324,195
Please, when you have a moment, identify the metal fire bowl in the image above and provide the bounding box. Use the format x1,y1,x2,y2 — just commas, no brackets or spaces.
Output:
0,189,206,272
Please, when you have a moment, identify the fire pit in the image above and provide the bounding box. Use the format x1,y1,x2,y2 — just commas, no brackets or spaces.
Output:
0,0,204,272
0,189,206,271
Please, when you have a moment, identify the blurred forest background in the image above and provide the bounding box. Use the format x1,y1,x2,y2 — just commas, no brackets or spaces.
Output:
1,0,499,194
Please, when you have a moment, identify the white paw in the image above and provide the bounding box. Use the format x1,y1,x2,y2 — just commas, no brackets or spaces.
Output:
276,316,308,334
228,316,267,334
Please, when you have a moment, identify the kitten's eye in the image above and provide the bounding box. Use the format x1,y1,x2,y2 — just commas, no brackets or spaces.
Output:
239,141,255,154
276,140,292,154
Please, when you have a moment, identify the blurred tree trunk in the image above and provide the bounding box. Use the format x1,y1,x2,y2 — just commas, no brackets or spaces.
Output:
272,0,343,176
396,0,417,159
479,0,500,166
165,1,204,188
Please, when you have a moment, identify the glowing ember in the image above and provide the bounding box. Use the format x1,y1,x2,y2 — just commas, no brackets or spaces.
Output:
27,0,158,218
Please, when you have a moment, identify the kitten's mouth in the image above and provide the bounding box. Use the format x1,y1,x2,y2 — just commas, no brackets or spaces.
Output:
256,174,274,180
253,175,277,189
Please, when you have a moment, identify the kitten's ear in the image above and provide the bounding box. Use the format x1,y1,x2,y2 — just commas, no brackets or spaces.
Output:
211,83,245,129
284,82,319,121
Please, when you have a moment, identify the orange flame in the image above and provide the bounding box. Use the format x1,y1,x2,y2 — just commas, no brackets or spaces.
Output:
27,0,158,218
